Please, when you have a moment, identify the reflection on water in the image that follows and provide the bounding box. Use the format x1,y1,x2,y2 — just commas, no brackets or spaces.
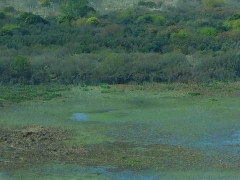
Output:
4,165,158,180
2,90,240,179
225,131,240,145
71,113,89,121
0,172,7,179
4,164,240,180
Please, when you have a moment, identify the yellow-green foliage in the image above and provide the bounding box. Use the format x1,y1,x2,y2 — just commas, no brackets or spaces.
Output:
74,18,87,26
170,29,190,40
58,15,75,25
219,30,240,41
0,24,20,35
39,0,51,7
74,17,100,26
137,14,165,25
116,9,134,21
11,55,31,78
86,17,100,25
232,19,240,30
1,24,20,31
223,20,232,29
224,18,240,30
199,27,217,36
101,54,125,75
202,0,225,8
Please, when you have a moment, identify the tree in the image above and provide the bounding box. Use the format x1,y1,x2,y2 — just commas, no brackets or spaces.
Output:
60,0,95,18
39,0,51,7
137,14,166,25
199,27,217,36
11,56,31,79
19,12,49,24
0,12,6,19
202,0,225,9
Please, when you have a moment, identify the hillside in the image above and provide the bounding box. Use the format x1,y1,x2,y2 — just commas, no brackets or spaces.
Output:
0,0,179,16
0,0,240,84
1,0,240,17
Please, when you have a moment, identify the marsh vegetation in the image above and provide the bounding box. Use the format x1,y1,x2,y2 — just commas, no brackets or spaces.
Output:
0,84,240,179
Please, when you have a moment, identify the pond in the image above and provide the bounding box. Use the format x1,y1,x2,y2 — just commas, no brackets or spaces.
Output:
1,87,240,179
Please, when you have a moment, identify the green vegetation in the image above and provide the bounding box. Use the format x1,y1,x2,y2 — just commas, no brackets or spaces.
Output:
38,0,51,7
202,0,225,9
0,85,68,104
1,1,240,178
18,12,49,24
1,84,240,178
199,27,217,36
60,0,95,18
0,0,239,85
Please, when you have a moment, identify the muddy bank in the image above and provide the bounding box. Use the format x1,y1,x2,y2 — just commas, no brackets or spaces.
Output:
0,127,73,170
0,126,236,172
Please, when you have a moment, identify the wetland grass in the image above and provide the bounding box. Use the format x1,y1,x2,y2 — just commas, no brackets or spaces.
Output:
1,83,240,179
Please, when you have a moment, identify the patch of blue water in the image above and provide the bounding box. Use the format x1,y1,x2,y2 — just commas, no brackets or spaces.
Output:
84,167,158,180
0,172,10,179
224,131,240,145
7,165,159,180
6,165,240,180
71,113,89,121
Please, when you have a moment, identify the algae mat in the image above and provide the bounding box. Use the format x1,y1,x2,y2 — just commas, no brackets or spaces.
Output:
1,86,240,179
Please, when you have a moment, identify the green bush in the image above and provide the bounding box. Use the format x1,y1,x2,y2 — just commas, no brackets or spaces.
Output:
0,12,6,19
232,19,240,30
224,19,240,30
199,27,217,36
60,0,95,18
170,29,191,40
188,92,201,96
57,15,75,25
39,0,51,7
86,17,100,25
0,24,20,36
137,14,166,25
11,55,31,79
202,0,225,8
138,1,158,8
116,9,135,24
19,12,49,24
3,6,16,13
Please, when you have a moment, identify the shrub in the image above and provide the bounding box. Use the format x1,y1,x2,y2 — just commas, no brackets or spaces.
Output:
228,13,240,21
3,6,16,13
138,1,158,8
39,0,51,7
116,9,134,24
170,29,191,40
232,19,240,30
73,17,100,26
10,55,32,80
188,92,201,96
0,24,20,36
202,0,225,9
19,12,49,24
86,17,100,25
137,14,166,25
99,54,127,83
199,27,217,36
224,19,240,30
58,15,75,25
72,45,92,54
0,12,6,19
60,0,95,18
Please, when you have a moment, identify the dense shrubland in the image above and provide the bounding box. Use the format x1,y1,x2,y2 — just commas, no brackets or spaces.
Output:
0,0,240,84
